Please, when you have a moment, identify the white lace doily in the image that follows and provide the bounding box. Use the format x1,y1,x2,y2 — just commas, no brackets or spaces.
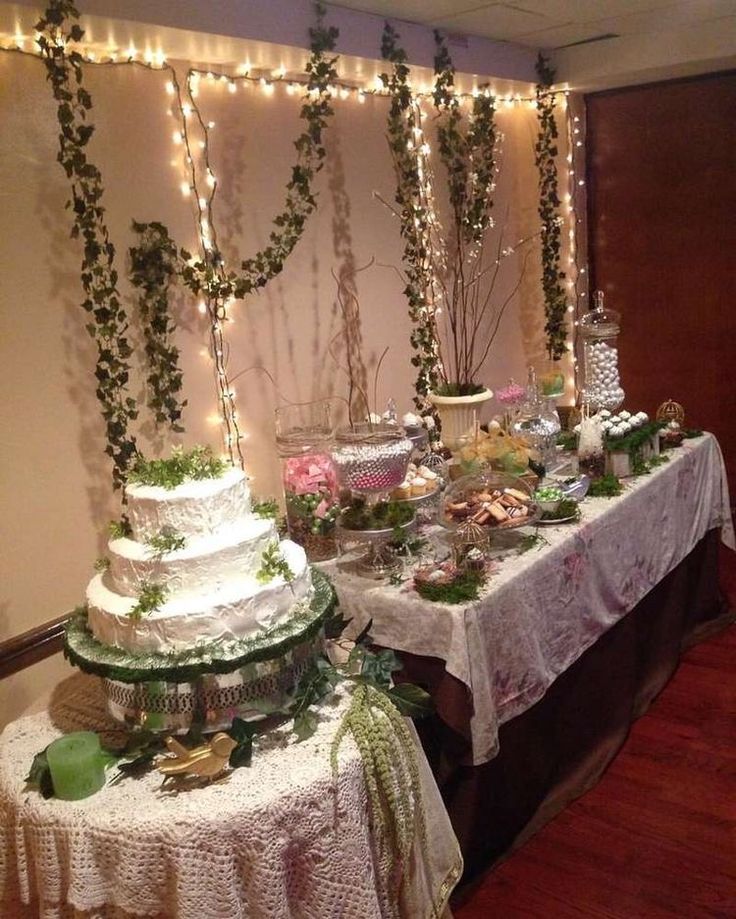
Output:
0,675,462,918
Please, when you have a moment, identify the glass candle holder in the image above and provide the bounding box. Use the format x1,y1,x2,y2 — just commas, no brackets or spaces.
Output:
46,731,106,800
275,401,339,562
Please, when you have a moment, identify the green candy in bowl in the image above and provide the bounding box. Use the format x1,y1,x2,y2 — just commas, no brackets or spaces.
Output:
534,484,564,514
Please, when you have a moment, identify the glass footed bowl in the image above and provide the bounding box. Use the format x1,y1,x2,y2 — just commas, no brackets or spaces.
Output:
439,470,539,531
332,423,413,495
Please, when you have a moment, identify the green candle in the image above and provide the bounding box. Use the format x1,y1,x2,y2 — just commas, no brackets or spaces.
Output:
46,732,106,800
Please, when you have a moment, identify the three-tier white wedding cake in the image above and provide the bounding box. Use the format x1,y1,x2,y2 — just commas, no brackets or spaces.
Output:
87,466,312,653
65,447,334,732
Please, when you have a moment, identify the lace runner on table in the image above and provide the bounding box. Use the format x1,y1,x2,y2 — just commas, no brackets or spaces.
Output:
0,675,462,919
324,434,734,765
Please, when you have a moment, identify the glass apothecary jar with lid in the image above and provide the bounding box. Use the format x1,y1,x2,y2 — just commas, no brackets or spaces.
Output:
275,400,339,562
580,291,624,412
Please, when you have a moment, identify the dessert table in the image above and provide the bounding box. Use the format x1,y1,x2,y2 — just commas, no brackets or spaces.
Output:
0,675,462,919
324,434,734,878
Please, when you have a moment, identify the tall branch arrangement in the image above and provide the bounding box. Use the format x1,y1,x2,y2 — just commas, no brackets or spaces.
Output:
381,26,531,399
535,54,568,360
131,4,339,467
36,0,138,489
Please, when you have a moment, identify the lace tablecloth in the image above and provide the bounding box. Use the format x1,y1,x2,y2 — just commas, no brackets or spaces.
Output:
325,434,734,766
0,675,462,919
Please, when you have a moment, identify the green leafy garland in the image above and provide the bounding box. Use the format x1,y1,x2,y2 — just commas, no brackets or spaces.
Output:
535,54,568,360
130,4,339,465
36,0,137,489
256,541,295,584
380,23,444,421
381,25,501,402
129,221,185,431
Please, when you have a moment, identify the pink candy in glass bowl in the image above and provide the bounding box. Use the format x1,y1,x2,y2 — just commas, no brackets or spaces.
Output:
331,423,413,495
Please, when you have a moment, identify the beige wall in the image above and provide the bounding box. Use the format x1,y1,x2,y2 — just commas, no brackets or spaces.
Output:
0,50,566,726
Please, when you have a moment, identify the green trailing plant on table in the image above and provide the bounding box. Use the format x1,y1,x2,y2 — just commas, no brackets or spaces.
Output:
252,498,280,520
534,54,568,361
36,0,137,489
414,569,484,603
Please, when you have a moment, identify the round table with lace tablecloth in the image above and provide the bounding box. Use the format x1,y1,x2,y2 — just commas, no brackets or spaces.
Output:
0,673,461,919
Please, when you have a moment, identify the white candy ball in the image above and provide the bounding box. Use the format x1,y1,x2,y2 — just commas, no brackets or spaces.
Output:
619,410,631,421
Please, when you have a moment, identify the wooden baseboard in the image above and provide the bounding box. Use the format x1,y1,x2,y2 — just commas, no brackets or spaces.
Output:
0,615,69,680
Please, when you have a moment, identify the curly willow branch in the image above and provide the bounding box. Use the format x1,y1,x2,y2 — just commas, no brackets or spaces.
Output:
36,0,137,490
535,53,568,360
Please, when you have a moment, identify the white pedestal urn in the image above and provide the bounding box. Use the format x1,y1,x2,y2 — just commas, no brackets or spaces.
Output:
428,388,494,451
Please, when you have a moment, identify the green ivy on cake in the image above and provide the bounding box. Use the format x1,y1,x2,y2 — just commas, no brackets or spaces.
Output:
127,445,226,490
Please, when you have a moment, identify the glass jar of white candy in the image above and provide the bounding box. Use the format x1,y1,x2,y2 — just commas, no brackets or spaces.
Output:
580,291,624,412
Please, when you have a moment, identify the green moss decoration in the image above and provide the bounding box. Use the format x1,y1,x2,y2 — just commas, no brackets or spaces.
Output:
587,475,623,498
339,499,415,531
414,570,484,604
127,445,226,489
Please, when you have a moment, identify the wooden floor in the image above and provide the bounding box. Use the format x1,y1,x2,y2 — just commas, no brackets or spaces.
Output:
454,621,736,919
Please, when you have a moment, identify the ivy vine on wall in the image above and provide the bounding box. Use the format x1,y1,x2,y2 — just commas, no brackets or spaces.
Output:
129,221,185,432
379,23,444,420
535,53,568,360
132,2,340,465
36,0,138,489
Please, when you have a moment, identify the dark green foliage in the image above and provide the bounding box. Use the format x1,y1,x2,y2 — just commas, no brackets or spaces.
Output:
36,0,137,490
127,445,226,489
129,221,186,431
227,717,258,768
26,747,54,798
94,556,111,572
587,474,623,498
535,54,567,360
380,22,443,419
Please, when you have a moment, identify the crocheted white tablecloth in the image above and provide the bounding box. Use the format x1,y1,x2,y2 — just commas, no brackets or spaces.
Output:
325,434,734,766
0,676,462,919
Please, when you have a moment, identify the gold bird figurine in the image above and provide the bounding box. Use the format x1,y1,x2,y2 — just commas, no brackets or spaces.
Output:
157,732,237,781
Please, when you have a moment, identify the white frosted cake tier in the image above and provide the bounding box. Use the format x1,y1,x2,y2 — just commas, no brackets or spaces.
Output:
108,515,278,597
125,467,251,542
88,540,312,653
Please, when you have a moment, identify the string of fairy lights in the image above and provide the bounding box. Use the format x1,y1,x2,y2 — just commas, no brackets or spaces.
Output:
1,27,585,453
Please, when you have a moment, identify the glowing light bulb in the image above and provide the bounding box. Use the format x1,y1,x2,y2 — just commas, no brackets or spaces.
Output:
165,81,175,95
228,81,236,93
172,131,182,144
180,182,190,196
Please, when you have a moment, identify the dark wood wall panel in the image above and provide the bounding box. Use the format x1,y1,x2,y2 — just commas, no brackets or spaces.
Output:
586,73,736,494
